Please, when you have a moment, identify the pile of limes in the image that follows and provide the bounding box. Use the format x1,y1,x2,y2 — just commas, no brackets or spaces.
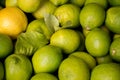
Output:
0,0,120,80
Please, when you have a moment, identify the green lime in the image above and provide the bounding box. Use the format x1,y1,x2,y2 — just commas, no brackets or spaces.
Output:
5,54,33,80
50,29,80,54
108,0,120,6
105,6,120,33
26,19,52,40
33,1,57,19
85,28,111,57
85,0,108,9
91,63,120,80
0,33,13,59
113,33,120,40
32,45,63,73
49,0,68,6
80,3,105,30
69,51,96,69
70,0,86,7
110,37,120,62
96,55,113,64
30,72,58,80
5,0,17,7
58,56,90,80
54,4,80,28
0,61,4,80
17,0,41,13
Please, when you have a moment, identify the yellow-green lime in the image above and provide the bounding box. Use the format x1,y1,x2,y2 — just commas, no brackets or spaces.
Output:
85,0,108,9
96,55,113,64
49,0,68,6
5,54,33,80
85,28,111,57
30,72,58,80
91,63,120,80
33,1,57,19
54,4,80,28
17,0,41,13
0,33,13,59
108,0,120,6
26,19,52,40
70,0,86,7
113,33,120,40
32,45,63,73
50,29,80,54
105,6,120,33
0,61,4,80
69,51,96,69
110,37,120,62
5,0,17,7
58,56,90,80
80,3,105,30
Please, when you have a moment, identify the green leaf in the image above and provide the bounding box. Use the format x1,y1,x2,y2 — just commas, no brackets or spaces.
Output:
14,31,49,56
44,13,60,33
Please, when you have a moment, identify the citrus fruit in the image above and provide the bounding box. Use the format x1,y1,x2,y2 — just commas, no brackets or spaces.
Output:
0,61,4,80
105,6,120,33
54,4,80,28
108,0,120,6
17,0,41,13
32,1,57,19
58,56,90,80
5,54,33,80
30,72,58,80
80,3,105,30
113,33,120,40
85,28,111,57
26,19,52,40
91,63,120,80
85,0,108,9
110,37,120,62
49,0,68,6
5,0,17,7
0,7,28,39
0,33,13,59
96,55,113,64
50,29,80,54
32,45,63,73
69,51,96,69
70,0,86,7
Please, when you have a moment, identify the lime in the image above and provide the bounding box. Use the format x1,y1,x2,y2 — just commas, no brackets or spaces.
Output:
70,0,86,7
5,54,33,80
0,33,13,59
108,0,120,6
54,4,80,28
50,29,80,54
5,0,17,7
17,0,41,13
26,19,52,40
80,3,105,30
96,55,113,64
30,72,58,80
32,45,63,73
69,51,96,69
58,56,90,80
110,37,120,62
105,6,120,33
0,61,4,80
113,33,120,40
91,63,120,80
85,28,111,57
49,0,68,6
33,1,57,19
85,0,108,9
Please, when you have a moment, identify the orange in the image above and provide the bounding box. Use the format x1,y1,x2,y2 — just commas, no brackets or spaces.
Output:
0,7,28,39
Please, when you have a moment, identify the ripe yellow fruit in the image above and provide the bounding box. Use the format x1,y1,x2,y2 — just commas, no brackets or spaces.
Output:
0,7,28,39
